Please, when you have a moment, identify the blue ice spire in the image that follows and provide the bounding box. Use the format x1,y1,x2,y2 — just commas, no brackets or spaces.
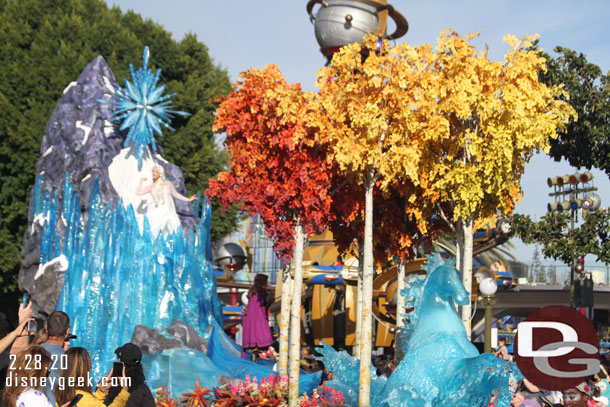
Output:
105,46,190,164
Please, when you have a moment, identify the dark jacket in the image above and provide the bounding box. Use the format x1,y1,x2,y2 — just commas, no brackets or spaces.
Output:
125,384,155,407
105,383,154,407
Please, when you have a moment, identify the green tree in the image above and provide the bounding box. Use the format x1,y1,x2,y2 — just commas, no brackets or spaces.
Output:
537,43,610,175
0,0,236,293
511,210,610,267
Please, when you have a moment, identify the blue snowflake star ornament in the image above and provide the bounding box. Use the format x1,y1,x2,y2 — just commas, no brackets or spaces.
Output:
106,46,190,164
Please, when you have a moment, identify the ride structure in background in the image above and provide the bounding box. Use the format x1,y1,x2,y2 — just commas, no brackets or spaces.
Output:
217,217,516,352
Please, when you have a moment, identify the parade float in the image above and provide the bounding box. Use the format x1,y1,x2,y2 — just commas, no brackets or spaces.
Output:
18,46,321,396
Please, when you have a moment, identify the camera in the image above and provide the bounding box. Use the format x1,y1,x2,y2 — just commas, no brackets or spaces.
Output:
27,320,37,333
112,361,124,377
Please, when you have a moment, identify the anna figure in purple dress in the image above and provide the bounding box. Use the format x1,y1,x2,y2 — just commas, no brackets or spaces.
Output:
242,274,274,362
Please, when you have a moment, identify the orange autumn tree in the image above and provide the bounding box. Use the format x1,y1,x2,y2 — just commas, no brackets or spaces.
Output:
207,64,335,405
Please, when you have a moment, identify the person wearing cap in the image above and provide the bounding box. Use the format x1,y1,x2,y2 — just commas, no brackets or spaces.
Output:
40,311,71,406
104,343,154,407
562,381,594,407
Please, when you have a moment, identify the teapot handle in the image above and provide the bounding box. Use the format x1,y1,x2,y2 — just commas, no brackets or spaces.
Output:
378,4,408,40
306,0,328,24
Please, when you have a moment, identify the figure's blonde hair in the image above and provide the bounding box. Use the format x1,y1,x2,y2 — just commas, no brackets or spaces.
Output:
152,165,166,181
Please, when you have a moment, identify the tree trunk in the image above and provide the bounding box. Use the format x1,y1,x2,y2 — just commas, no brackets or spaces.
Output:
278,266,292,377
354,239,364,359
358,170,375,407
395,259,406,360
288,221,305,406
459,217,474,340
455,220,463,276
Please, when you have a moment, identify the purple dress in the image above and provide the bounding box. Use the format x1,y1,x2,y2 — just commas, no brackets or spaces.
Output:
242,291,273,349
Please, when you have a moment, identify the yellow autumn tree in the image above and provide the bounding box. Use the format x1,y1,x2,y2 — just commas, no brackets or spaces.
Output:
417,30,575,336
309,31,574,406
310,36,439,407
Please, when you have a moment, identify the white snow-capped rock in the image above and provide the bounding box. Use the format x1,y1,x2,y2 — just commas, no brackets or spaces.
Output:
34,255,69,280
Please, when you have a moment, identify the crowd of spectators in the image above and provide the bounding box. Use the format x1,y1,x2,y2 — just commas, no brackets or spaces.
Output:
0,301,154,407
505,374,610,407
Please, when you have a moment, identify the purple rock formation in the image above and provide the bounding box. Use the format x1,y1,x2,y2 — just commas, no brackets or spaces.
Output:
19,56,198,317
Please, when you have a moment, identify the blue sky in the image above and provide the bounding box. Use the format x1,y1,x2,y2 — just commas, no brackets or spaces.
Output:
110,0,610,267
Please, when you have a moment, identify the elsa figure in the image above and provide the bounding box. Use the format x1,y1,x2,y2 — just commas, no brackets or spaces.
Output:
136,165,196,236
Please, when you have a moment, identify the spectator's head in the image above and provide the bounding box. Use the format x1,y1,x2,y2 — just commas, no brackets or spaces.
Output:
2,345,52,407
114,342,142,366
45,311,70,339
55,347,92,405
593,396,610,407
301,346,312,358
563,381,593,407
106,343,146,404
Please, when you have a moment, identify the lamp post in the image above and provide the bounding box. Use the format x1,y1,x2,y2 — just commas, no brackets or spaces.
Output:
479,277,498,353
547,172,600,307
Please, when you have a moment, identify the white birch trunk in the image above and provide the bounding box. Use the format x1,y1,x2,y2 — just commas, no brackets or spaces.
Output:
459,217,474,340
278,266,292,377
454,220,464,315
354,240,364,359
455,220,463,275
395,260,406,360
288,222,305,406
358,171,375,407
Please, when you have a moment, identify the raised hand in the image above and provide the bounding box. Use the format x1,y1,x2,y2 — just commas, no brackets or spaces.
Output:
18,301,33,324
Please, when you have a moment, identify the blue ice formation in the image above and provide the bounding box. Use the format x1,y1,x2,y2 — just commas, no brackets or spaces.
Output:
144,322,322,396
103,46,189,164
35,174,321,396
34,174,221,378
319,254,521,407
315,342,387,406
